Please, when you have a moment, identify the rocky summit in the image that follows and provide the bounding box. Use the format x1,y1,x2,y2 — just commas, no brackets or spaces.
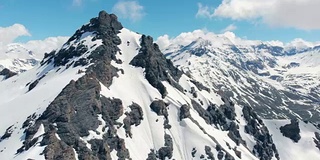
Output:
1,11,320,160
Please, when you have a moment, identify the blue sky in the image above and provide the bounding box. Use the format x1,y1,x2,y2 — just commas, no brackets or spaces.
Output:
0,0,319,43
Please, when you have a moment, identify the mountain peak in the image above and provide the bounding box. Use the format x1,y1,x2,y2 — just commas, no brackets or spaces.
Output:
2,11,320,160
97,10,123,30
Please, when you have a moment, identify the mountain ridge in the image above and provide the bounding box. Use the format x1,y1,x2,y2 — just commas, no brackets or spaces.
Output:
0,11,320,160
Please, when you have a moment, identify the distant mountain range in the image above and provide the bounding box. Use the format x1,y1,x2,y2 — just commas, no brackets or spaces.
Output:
163,30,320,122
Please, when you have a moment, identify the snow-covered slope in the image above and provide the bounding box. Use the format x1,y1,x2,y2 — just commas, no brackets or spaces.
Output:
1,11,320,160
163,30,320,123
264,120,320,160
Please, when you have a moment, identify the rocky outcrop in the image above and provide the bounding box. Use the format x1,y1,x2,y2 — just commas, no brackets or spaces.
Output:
158,134,173,160
190,79,210,93
0,125,14,142
179,104,191,120
191,100,227,128
130,35,183,98
280,119,301,143
227,122,245,146
0,68,17,80
314,132,320,151
123,103,144,137
51,11,122,68
150,100,168,117
146,150,157,160
17,11,133,160
217,151,224,160
150,100,172,129
242,106,279,160
19,74,128,159
204,146,215,160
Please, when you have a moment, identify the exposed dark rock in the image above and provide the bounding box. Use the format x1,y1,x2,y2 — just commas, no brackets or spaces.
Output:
89,139,112,160
41,132,79,160
215,144,222,152
40,51,55,66
191,100,212,124
314,132,320,151
130,35,183,98
190,86,198,98
191,100,227,128
123,116,132,138
146,149,157,160
164,134,173,148
280,119,301,143
224,153,235,160
221,104,236,121
163,119,172,129
28,79,39,91
284,62,300,69
150,100,168,117
115,139,130,160
123,103,144,138
0,125,14,142
97,11,123,30
100,96,123,122
0,68,17,79
190,79,210,93
128,103,144,126
87,55,119,88
179,104,191,120
28,74,46,91
233,147,241,159
158,147,173,160
217,151,224,160
315,132,320,140
204,146,215,160
21,62,129,159
158,134,173,160
191,148,197,157
227,122,245,146
242,105,278,160
46,10,123,91
22,113,38,128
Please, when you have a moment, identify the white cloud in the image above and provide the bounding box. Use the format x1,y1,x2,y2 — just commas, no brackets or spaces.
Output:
197,0,320,30
156,30,211,51
0,24,68,60
0,24,30,45
0,36,69,60
23,36,69,59
196,3,214,18
221,24,237,33
112,1,145,22
155,34,171,51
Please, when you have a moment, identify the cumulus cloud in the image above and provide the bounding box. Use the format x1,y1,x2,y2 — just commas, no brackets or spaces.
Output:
155,34,171,51
196,3,214,18
0,24,30,45
0,36,69,60
0,24,68,60
23,36,69,58
197,0,320,30
221,24,237,33
112,1,145,22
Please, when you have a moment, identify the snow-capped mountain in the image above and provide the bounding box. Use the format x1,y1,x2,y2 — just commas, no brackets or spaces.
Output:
0,37,68,74
1,11,320,160
163,30,320,123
